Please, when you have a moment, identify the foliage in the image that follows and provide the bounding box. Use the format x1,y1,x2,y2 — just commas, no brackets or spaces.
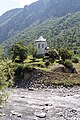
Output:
27,43,37,58
0,69,7,90
11,42,28,62
59,48,73,61
0,11,80,53
1,0,80,45
0,60,10,90
0,58,16,90
72,56,79,63
0,59,15,104
64,59,73,69
0,46,5,60
48,48,59,62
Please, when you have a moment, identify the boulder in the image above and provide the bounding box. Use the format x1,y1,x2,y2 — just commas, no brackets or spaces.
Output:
35,112,46,118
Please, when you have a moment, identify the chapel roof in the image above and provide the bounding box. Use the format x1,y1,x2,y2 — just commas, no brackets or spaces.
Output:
35,36,46,42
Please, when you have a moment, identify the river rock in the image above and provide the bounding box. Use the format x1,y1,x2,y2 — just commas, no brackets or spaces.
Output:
35,112,46,118
0,113,5,117
70,109,77,113
33,117,38,120
17,113,22,117
10,110,18,115
21,96,25,98
28,88,34,91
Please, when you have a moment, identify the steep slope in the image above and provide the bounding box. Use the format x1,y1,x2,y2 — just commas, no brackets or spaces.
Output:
0,0,80,43
41,0,80,20
0,8,22,26
0,8,22,43
0,0,46,42
2,12,80,51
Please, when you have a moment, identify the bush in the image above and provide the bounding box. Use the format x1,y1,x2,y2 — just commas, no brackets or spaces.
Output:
72,57,79,63
48,49,59,60
64,59,73,69
45,61,50,68
59,48,72,61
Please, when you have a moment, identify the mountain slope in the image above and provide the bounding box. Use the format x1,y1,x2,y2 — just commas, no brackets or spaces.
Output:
2,12,80,52
41,0,80,20
0,8,22,26
0,0,80,43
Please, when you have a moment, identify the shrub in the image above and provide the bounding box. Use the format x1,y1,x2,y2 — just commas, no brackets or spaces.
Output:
72,57,79,63
59,48,72,61
8,80,14,87
64,59,73,69
48,49,59,60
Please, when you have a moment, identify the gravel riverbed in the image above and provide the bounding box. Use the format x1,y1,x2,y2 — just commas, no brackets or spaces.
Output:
0,87,80,120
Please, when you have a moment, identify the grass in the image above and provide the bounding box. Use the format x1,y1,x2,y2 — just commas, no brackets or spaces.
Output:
24,56,47,70
24,56,58,71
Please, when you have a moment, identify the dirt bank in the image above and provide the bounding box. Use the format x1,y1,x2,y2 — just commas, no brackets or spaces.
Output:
14,68,80,88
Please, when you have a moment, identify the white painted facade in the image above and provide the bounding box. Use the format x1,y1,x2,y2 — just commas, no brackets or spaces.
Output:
35,36,48,55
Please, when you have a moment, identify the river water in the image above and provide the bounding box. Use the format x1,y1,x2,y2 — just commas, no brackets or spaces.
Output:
0,87,80,120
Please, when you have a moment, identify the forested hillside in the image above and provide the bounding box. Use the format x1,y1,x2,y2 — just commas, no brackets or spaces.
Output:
2,12,80,52
0,0,80,47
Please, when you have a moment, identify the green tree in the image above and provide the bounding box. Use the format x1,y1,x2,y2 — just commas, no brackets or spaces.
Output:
64,59,73,69
0,61,8,90
0,70,7,90
59,48,72,61
11,42,28,62
0,46,5,60
48,48,59,63
27,43,37,58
